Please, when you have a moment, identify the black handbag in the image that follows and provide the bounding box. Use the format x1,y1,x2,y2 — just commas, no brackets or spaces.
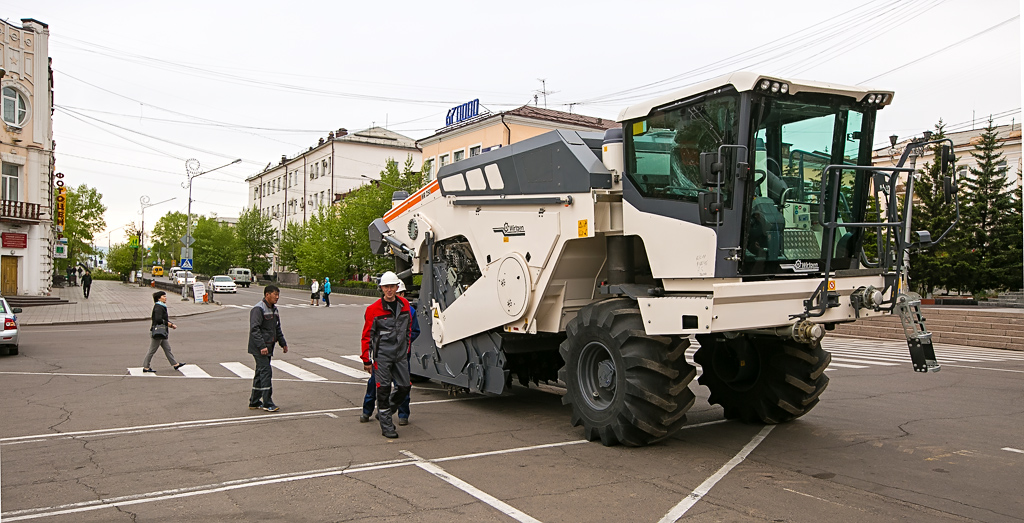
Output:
151,324,169,339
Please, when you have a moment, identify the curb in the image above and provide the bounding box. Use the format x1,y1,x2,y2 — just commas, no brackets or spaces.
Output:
19,304,224,327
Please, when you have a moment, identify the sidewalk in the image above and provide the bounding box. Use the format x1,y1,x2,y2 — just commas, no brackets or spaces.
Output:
18,280,222,326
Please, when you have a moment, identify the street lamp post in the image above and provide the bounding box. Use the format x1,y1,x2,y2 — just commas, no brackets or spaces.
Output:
138,195,176,284
183,158,242,298
107,224,128,267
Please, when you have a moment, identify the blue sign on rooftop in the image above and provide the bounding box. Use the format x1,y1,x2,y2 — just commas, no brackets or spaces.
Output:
446,99,480,126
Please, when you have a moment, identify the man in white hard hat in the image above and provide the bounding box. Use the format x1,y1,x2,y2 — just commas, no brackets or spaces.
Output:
360,271,413,438
361,279,420,425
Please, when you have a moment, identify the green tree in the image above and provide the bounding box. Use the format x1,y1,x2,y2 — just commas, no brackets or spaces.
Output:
234,206,275,275
906,121,967,296
192,216,236,275
105,242,135,278
295,204,350,280
59,184,107,270
961,119,1020,293
151,211,189,267
277,221,305,271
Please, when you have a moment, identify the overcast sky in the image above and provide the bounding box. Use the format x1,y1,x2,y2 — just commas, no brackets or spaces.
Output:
4,0,1020,247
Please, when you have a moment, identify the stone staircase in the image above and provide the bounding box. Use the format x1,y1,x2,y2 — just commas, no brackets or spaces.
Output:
978,290,1024,309
5,295,72,308
832,307,1024,351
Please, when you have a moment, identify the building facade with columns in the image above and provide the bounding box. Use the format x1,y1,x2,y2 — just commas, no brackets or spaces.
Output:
245,126,420,273
0,18,53,296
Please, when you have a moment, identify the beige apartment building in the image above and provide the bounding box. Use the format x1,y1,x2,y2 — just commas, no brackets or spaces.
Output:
418,105,618,180
246,126,420,273
873,123,1023,191
0,18,53,296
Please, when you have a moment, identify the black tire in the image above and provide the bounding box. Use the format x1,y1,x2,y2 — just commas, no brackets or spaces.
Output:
694,333,830,424
558,298,696,446
9,345,18,356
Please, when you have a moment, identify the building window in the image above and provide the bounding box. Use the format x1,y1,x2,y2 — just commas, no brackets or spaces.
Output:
2,87,27,127
314,163,319,178
309,168,314,180
323,159,328,175
2,163,19,201
470,146,481,157
454,150,465,162
254,188,259,201
424,159,434,181
440,154,449,167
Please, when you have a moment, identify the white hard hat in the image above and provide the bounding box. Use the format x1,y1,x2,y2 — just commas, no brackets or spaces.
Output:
379,271,401,286
397,280,407,293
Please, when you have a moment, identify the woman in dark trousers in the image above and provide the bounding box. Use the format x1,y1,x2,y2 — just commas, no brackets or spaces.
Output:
143,291,187,373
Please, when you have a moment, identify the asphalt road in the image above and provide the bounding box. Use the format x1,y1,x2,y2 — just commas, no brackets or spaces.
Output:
2,285,1023,522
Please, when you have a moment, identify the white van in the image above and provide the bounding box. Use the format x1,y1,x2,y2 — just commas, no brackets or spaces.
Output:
227,268,254,288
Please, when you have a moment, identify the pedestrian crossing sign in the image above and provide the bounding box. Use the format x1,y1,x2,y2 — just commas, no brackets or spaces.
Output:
180,259,193,270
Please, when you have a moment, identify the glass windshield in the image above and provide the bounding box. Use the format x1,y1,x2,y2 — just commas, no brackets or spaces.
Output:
214,276,232,282
625,94,739,206
744,93,870,273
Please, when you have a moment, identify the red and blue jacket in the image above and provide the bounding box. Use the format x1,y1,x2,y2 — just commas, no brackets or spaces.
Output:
361,296,413,365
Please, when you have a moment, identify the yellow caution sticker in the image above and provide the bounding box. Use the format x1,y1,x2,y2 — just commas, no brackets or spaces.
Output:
578,219,588,238
503,236,509,243
827,280,836,291
433,309,439,318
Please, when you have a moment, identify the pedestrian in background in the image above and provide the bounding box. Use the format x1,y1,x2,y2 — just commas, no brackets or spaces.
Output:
361,278,419,426
249,285,288,411
142,291,187,373
310,278,320,306
81,270,93,299
323,277,332,307
359,271,413,438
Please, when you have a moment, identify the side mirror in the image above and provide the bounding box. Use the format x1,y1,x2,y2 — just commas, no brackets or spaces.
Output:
699,152,723,186
940,144,955,176
367,218,392,256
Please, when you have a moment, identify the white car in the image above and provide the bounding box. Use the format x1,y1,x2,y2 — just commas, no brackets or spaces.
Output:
207,275,237,293
0,296,21,356
174,272,196,285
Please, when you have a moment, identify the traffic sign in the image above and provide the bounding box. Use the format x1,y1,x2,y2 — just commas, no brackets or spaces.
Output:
180,259,193,271
181,234,195,247
129,236,140,249
180,247,193,260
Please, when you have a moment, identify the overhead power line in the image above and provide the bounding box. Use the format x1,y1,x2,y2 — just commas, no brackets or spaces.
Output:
859,15,1020,84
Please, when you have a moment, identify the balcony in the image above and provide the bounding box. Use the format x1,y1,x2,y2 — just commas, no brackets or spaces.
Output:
0,200,42,223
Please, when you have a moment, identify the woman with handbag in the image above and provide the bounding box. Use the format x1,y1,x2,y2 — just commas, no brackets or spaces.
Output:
143,291,187,373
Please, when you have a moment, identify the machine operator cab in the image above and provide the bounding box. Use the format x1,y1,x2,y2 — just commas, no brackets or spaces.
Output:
618,72,892,279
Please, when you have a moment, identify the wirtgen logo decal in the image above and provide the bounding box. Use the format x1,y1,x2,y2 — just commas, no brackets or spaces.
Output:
780,260,819,273
493,223,526,237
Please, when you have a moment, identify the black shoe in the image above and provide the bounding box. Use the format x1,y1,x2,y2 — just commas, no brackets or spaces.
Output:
174,363,187,370
359,414,370,423
382,429,398,439
262,404,280,412
142,367,156,373
398,418,408,426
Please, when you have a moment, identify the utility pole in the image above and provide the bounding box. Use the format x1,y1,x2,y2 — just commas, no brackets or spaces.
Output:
183,158,241,299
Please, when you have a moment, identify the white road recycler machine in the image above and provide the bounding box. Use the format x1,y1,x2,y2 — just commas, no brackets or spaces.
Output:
369,71,959,446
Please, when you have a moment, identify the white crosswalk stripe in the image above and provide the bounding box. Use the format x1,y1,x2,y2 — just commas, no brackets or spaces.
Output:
270,360,327,381
177,365,212,377
127,367,156,376
220,361,254,379
304,357,371,379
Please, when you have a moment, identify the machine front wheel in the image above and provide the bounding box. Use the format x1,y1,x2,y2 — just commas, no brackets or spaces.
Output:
694,333,830,424
559,298,696,446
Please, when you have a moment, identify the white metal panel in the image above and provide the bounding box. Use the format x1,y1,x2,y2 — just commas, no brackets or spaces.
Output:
622,200,717,279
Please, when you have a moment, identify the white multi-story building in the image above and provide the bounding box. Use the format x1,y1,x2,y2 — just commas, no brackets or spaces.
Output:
0,18,52,296
246,126,420,273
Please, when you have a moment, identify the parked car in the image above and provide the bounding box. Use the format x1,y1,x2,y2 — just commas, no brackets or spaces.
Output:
227,268,254,288
207,275,237,293
151,265,164,277
174,272,196,285
168,266,182,280
0,296,22,356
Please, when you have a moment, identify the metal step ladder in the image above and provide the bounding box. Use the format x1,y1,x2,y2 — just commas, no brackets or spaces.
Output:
895,293,941,373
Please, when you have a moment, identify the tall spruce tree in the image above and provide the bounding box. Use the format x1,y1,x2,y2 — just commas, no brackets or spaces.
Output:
907,121,964,296
961,119,1017,293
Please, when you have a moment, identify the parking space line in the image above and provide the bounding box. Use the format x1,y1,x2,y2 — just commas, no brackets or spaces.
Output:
402,450,542,523
658,425,776,523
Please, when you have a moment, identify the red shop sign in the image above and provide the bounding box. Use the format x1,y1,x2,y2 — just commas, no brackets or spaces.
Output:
2,232,28,248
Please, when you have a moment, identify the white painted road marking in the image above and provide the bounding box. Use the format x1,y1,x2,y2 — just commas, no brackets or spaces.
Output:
402,450,543,523
270,360,327,381
658,425,776,523
1003,447,1024,454
177,365,211,378
342,355,363,363
304,357,370,379
220,362,254,379
126,368,156,377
